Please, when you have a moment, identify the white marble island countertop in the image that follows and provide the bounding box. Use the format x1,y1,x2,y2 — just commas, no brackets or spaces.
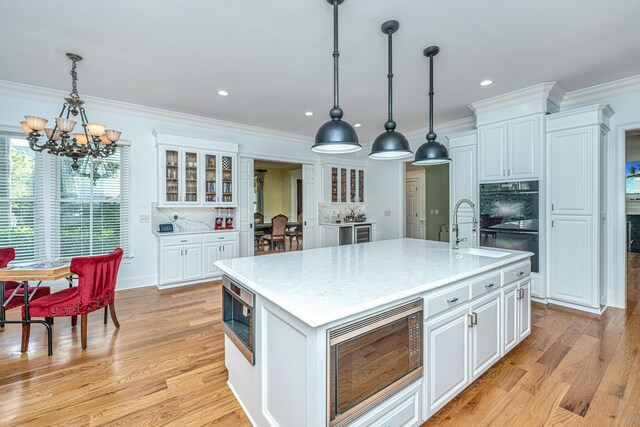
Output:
215,238,531,328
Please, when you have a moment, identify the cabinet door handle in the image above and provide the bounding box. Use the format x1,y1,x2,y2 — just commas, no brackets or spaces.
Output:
508,169,511,176
180,249,183,256
472,312,478,325
447,297,459,304
468,314,474,328
503,170,506,176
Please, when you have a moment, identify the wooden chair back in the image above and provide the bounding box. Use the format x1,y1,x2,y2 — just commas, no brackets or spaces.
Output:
254,213,264,224
271,215,288,237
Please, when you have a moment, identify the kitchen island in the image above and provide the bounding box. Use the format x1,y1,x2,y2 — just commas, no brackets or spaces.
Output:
216,239,532,427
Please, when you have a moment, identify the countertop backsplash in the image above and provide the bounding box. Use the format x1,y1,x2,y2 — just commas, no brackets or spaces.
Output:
319,204,367,224
152,203,232,233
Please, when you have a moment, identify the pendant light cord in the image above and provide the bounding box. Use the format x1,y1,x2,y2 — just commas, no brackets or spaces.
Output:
333,0,340,110
428,53,435,140
387,31,393,123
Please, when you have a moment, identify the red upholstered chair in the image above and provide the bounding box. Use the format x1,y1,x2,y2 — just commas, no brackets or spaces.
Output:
0,248,50,326
23,248,123,350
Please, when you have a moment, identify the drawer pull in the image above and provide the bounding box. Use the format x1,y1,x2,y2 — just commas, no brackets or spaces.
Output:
485,283,495,289
181,240,188,243
447,297,459,304
517,271,526,277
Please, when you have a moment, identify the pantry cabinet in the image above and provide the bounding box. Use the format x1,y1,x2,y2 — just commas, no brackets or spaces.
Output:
478,115,541,182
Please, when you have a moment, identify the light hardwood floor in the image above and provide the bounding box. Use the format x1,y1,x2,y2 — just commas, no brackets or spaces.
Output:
1,254,639,426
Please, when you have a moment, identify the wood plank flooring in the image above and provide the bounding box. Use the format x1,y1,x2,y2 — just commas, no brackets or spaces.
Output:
0,254,639,426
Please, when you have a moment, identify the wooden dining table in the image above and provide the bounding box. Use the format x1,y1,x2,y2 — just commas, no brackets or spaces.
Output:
254,222,300,232
0,259,72,356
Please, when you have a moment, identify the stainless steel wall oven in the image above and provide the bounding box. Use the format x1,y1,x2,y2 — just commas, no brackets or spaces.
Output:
327,299,423,427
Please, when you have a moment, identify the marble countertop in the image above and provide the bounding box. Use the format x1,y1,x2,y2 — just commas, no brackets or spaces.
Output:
216,238,532,328
154,229,238,236
320,221,375,227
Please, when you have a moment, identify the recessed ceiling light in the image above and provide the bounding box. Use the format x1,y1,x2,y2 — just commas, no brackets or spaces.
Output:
305,111,314,116
354,123,362,128
480,80,493,87
217,90,229,96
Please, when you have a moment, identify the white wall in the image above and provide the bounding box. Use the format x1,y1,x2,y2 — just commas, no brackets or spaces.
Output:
0,81,327,290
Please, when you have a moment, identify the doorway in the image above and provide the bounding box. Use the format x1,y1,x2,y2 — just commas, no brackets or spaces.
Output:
625,130,640,310
252,160,303,256
405,162,450,241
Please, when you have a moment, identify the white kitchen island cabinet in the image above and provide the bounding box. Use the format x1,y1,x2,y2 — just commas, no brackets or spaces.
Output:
216,239,532,427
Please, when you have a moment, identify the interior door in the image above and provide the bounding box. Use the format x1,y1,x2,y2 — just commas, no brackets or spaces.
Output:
302,164,317,249
239,157,254,257
406,178,419,238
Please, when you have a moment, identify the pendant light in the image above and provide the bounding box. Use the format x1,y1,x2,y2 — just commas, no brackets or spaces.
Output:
369,21,412,160
312,0,361,154
413,46,451,165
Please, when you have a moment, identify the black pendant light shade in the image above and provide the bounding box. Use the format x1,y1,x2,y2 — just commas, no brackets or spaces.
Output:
413,46,451,165
312,0,362,154
369,20,412,160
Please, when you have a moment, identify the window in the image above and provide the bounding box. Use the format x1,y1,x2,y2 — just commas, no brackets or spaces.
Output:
51,146,131,258
0,133,45,261
0,130,130,262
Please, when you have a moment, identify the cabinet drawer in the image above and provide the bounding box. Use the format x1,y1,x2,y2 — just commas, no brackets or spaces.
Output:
470,272,501,299
425,283,470,319
203,232,238,243
502,262,531,285
350,380,421,427
160,234,202,246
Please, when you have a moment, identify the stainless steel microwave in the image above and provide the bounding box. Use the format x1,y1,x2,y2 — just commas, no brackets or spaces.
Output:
327,299,423,427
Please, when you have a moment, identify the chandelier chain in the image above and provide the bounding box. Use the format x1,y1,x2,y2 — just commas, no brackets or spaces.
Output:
69,59,79,100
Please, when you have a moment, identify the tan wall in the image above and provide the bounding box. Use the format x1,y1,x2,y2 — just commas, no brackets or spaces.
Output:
257,166,301,220
425,164,450,241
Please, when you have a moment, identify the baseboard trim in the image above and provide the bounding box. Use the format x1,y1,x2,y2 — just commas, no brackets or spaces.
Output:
547,298,602,315
156,276,222,290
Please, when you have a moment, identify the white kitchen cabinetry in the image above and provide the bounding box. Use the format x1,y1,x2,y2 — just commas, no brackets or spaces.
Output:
479,115,541,182
448,130,478,247
158,232,238,288
321,163,366,204
470,291,501,380
546,105,612,313
501,282,519,354
155,132,238,208
426,305,470,415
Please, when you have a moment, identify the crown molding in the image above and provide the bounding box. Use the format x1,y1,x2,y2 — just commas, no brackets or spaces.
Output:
0,79,314,145
561,74,640,108
546,103,614,133
468,82,565,116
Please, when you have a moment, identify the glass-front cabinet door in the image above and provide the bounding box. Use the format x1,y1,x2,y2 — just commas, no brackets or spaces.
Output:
163,149,181,204
340,168,347,203
204,153,217,203
183,151,199,204
220,155,234,204
331,167,338,203
358,169,365,203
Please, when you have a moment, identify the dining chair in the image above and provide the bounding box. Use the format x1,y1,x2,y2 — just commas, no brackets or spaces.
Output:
285,213,303,249
254,212,266,250
22,248,123,350
0,248,50,327
263,215,288,251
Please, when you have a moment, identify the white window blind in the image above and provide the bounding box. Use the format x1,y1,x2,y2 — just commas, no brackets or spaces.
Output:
0,132,46,261
50,145,131,258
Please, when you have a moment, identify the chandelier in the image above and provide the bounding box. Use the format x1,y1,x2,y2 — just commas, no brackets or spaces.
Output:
20,53,122,170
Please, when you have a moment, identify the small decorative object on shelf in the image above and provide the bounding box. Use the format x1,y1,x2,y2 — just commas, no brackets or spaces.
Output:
20,53,123,170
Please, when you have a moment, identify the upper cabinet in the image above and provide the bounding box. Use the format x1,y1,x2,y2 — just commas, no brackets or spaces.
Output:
323,163,366,204
155,132,238,208
478,115,541,182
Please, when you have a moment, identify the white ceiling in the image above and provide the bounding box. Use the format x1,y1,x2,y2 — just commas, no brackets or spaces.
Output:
1,0,640,141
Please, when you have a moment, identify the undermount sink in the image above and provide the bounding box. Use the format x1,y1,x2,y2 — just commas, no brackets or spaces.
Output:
456,248,510,258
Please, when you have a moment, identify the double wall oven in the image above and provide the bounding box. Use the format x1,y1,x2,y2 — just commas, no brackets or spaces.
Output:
479,181,539,272
327,299,423,427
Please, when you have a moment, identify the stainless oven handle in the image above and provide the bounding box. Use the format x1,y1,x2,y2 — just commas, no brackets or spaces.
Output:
480,229,539,235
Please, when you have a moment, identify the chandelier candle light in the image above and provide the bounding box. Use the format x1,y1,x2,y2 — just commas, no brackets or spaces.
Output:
20,53,122,170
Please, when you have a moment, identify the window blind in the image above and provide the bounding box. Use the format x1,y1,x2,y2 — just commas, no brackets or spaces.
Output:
50,144,131,258
0,132,46,261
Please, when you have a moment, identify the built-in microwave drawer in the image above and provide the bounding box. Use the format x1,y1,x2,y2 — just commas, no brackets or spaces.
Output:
425,283,470,319
470,272,501,299
503,262,531,285
203,232,238,243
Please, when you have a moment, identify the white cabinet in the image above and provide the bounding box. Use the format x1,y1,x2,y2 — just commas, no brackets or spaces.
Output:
157,139,238,207
470,291,501,380
322,163,366,204
501,282,518,355
426,306,470,415
479,115,541,182
158,232,239,287
448,131,478,247
161,245,183,284
546,105,612,312
518,280,531,340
